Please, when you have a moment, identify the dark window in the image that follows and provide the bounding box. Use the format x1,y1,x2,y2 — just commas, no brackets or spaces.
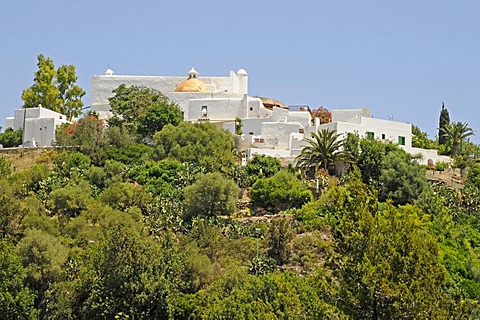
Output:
381,133,385,139
201,106,208,117
366,131,375,140
398,136,405,145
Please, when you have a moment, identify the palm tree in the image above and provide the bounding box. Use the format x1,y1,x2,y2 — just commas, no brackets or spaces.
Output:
295,128,347,177
441,121,474,155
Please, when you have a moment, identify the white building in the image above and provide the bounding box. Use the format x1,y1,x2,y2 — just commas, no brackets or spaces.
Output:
318,109,450,166
91,67,261,122
5,105,70,147
249,107,450,168
309,108,412,150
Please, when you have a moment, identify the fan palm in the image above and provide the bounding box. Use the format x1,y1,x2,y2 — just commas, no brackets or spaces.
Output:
295,128,347,177
441,121,474,155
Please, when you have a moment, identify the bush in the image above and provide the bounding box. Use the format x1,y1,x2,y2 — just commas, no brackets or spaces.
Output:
105,143,154,165
99,182,152,213
251,170,313,213
466,163,480,189
0,157,12,176
54,152,91,179
435,162,449,171
293,200,330,231
0,128,22,147
245,154,281,186
267,217,294,265
154,122,235,172
248,256,277,275
183,173,239,221
379,150,427,205
47,181,92,218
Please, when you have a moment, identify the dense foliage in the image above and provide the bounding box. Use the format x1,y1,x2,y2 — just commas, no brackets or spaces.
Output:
154,121,236,172
0,240,37,319
0,128,23,148
378,149,427,205
251,170,313,213
183,173,239,221
412,125,438,150
108,84,182,139
3,104,480,318
244,154,281,186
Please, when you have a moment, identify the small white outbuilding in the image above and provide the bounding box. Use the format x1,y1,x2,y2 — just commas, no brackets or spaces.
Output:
5,105,70,147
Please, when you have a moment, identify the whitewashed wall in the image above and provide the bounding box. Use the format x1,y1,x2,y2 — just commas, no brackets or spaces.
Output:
6,106,70,146
332,108,371,122
187,96,268,123
188,97,245,121
262,122,303,149
242,118,266,136
11,107,68,130
360,117,411,147
248,147,294,159
91,70,248,120
289,133,305,156
407,147,452,165
23,118,58,146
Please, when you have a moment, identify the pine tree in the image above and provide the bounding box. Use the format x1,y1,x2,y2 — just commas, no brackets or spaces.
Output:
438,102,450,145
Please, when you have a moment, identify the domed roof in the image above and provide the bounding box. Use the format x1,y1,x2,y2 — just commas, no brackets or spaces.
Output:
175,78,209,93
237,68,248,76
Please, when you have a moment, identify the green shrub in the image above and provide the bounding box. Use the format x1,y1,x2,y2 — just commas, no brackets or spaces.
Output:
251,170,313,213
0,157,12,175
435,162,449,171
245,154,281,186
183,173,239,221
0,128,22,147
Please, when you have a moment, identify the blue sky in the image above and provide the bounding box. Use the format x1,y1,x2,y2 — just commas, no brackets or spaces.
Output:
1,0,479,142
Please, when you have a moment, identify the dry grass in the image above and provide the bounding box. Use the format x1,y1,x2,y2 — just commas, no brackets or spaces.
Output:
0,148,58,172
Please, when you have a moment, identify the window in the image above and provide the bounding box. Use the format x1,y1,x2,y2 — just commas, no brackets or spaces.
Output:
299,128,304,134
201,106,208,117
249,107,254,111
381,133,385,140
366,131,375,140
398,136,405,145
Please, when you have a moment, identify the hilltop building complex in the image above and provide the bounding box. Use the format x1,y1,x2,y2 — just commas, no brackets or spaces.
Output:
91,67,450,168
3,67,450,169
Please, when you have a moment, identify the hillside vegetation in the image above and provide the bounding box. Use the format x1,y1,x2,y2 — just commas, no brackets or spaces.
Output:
2,115,480,319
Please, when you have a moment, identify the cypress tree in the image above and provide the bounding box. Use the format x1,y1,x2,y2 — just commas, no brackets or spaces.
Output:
438,102,450,145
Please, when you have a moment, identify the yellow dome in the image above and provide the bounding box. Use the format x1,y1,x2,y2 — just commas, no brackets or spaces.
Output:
175,78,209,93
